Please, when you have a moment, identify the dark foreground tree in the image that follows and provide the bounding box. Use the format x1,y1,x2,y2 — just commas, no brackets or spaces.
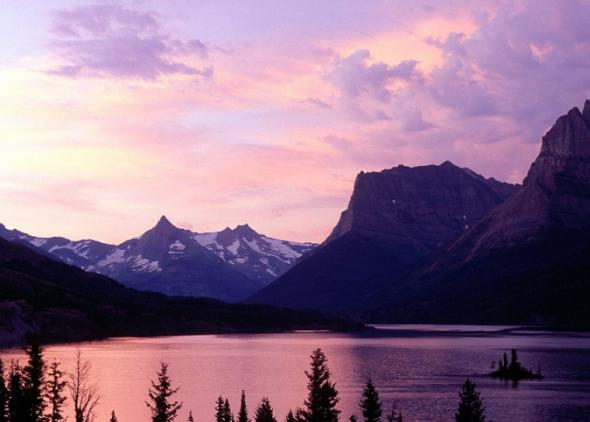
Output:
187,411,194,422
360,380,382,422
8,362,27,422
147,363,182,422
46,360,67,422
302,349,340,422
455,379,490,422
254,398,277,422
215,396,232,422
0,360,7,422
385,405,402,422
69,351,100,422
22,336,46,421
109,410,118,422
238,391,249,422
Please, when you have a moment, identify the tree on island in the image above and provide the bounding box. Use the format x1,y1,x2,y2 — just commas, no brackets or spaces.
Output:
491,349,542,381
302,348,340,422
146,363,182,422
360,380,382,422
109,410,118,422
455,379,490,422
46,360,67,422
238,391,250,422
187,410,194,422
254,398,277,422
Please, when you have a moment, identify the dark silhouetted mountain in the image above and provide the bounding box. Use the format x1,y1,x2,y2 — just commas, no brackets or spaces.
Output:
248,162,518,313
0,237,359,346
369,100,590,327
0,217,315,302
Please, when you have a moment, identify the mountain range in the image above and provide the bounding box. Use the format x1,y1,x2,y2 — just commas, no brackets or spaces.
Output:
250,101,590,327
0,217,315,302
0,236,354,346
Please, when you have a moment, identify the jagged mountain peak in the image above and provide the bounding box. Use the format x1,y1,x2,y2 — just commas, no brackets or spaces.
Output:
153,215,177,230
539,101,590,159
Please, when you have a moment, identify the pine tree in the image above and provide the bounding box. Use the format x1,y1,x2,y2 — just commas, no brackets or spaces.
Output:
254,398,276,422
285,409,305,422
215,396,232,422
46,360,67,422
302,349,340,422
8,361,28,422
22,336,46,422
359,380,382,422
238,390,249,422
187,411,194,422
0,359,7,422
455,379,489,422
146,363,182,422
110,410,118,422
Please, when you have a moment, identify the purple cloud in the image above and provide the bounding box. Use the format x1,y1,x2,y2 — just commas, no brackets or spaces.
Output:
327,49,419,103
48,4,210,80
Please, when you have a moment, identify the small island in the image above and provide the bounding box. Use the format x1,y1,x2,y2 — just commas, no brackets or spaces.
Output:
490,349,543,381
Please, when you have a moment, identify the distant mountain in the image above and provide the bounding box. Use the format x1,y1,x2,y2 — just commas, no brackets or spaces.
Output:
248,161,518,313
194,224,315,283
0,217,315,302
368,100,590,327
0,237,358,346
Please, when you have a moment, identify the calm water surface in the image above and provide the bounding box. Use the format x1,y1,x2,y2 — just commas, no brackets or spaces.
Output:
2,325,590,422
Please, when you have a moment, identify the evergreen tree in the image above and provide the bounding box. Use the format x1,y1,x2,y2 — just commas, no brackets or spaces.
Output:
285,408,305,422
455,379,489,422
254,398,276,422
286,410,296,422
215,396,232,422
22,336,46,422
0,359,7,422
238,390,249,422
302,349,340,422
109,410,118,422
146,363,182,422
359,380,382,422
8,362,28,422
46,360,67,422
187,411,194,422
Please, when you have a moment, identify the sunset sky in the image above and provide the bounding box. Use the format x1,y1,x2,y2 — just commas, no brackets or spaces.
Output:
2,0,590,243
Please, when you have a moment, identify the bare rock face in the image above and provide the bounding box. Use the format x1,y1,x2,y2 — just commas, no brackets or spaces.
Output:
248,162,517,313
370,101,590,327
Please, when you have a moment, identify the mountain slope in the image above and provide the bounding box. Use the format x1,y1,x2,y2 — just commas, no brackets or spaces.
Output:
248,162,518,313
0,217,315,302
194,224,315,282
369,100,590,327
0,237,358,346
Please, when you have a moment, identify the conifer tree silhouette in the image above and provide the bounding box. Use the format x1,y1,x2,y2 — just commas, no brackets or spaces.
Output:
455,379,490,422
359,380,382,422
238,391,250,422
46,360,67,422
146,363,182,422
254,398,277,422
302,349,340,422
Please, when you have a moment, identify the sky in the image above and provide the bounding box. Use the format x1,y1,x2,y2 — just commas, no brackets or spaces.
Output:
1,0,590,244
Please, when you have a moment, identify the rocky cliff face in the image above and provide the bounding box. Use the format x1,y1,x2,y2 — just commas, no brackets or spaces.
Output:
248,162,517,312
369,100,590,327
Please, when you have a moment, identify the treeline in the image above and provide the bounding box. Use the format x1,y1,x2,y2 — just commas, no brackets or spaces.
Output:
0,340,492,422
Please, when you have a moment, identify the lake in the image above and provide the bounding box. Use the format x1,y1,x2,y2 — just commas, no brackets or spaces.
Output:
1,325,590,422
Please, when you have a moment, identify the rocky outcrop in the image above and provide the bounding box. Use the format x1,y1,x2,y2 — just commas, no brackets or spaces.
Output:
369,101,590,327
248,162,517,313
